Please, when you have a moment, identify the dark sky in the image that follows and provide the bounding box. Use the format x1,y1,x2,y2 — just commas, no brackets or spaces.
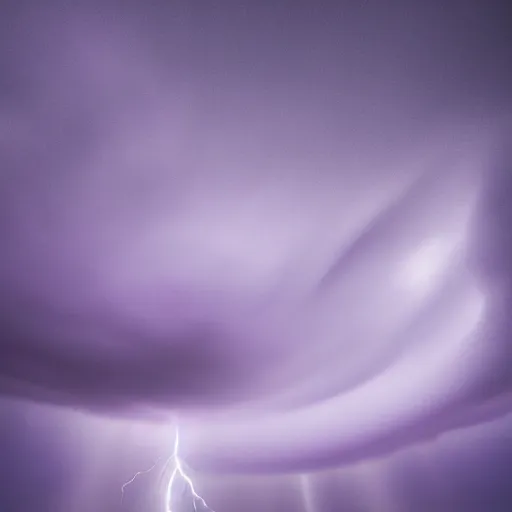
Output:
0,1,511,511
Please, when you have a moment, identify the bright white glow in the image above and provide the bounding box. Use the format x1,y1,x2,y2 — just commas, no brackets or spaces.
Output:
121,426,214,511
164,426,215,512
400,238,455,295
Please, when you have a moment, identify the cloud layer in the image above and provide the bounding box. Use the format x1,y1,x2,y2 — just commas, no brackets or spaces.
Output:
0,1,511,472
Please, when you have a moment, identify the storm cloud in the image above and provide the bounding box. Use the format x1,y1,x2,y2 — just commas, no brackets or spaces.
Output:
0,0,511,474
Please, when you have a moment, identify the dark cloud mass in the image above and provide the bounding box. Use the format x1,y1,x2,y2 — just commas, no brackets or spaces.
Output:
0,0,512,494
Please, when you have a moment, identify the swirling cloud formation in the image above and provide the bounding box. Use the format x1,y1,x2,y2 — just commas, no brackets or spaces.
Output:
0,1,511,473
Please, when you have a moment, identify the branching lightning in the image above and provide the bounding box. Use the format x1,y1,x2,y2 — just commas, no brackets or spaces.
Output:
164,426,214,512
121,459,161,502
122,426,214,512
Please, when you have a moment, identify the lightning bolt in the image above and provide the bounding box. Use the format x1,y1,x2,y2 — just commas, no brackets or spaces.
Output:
164,426,215,512
121,459,161,503
121,426,214,512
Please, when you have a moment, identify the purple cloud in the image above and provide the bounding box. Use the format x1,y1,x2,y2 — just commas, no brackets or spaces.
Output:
0,1,511,475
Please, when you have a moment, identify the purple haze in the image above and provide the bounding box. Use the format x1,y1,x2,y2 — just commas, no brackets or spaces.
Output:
0,1,512,511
